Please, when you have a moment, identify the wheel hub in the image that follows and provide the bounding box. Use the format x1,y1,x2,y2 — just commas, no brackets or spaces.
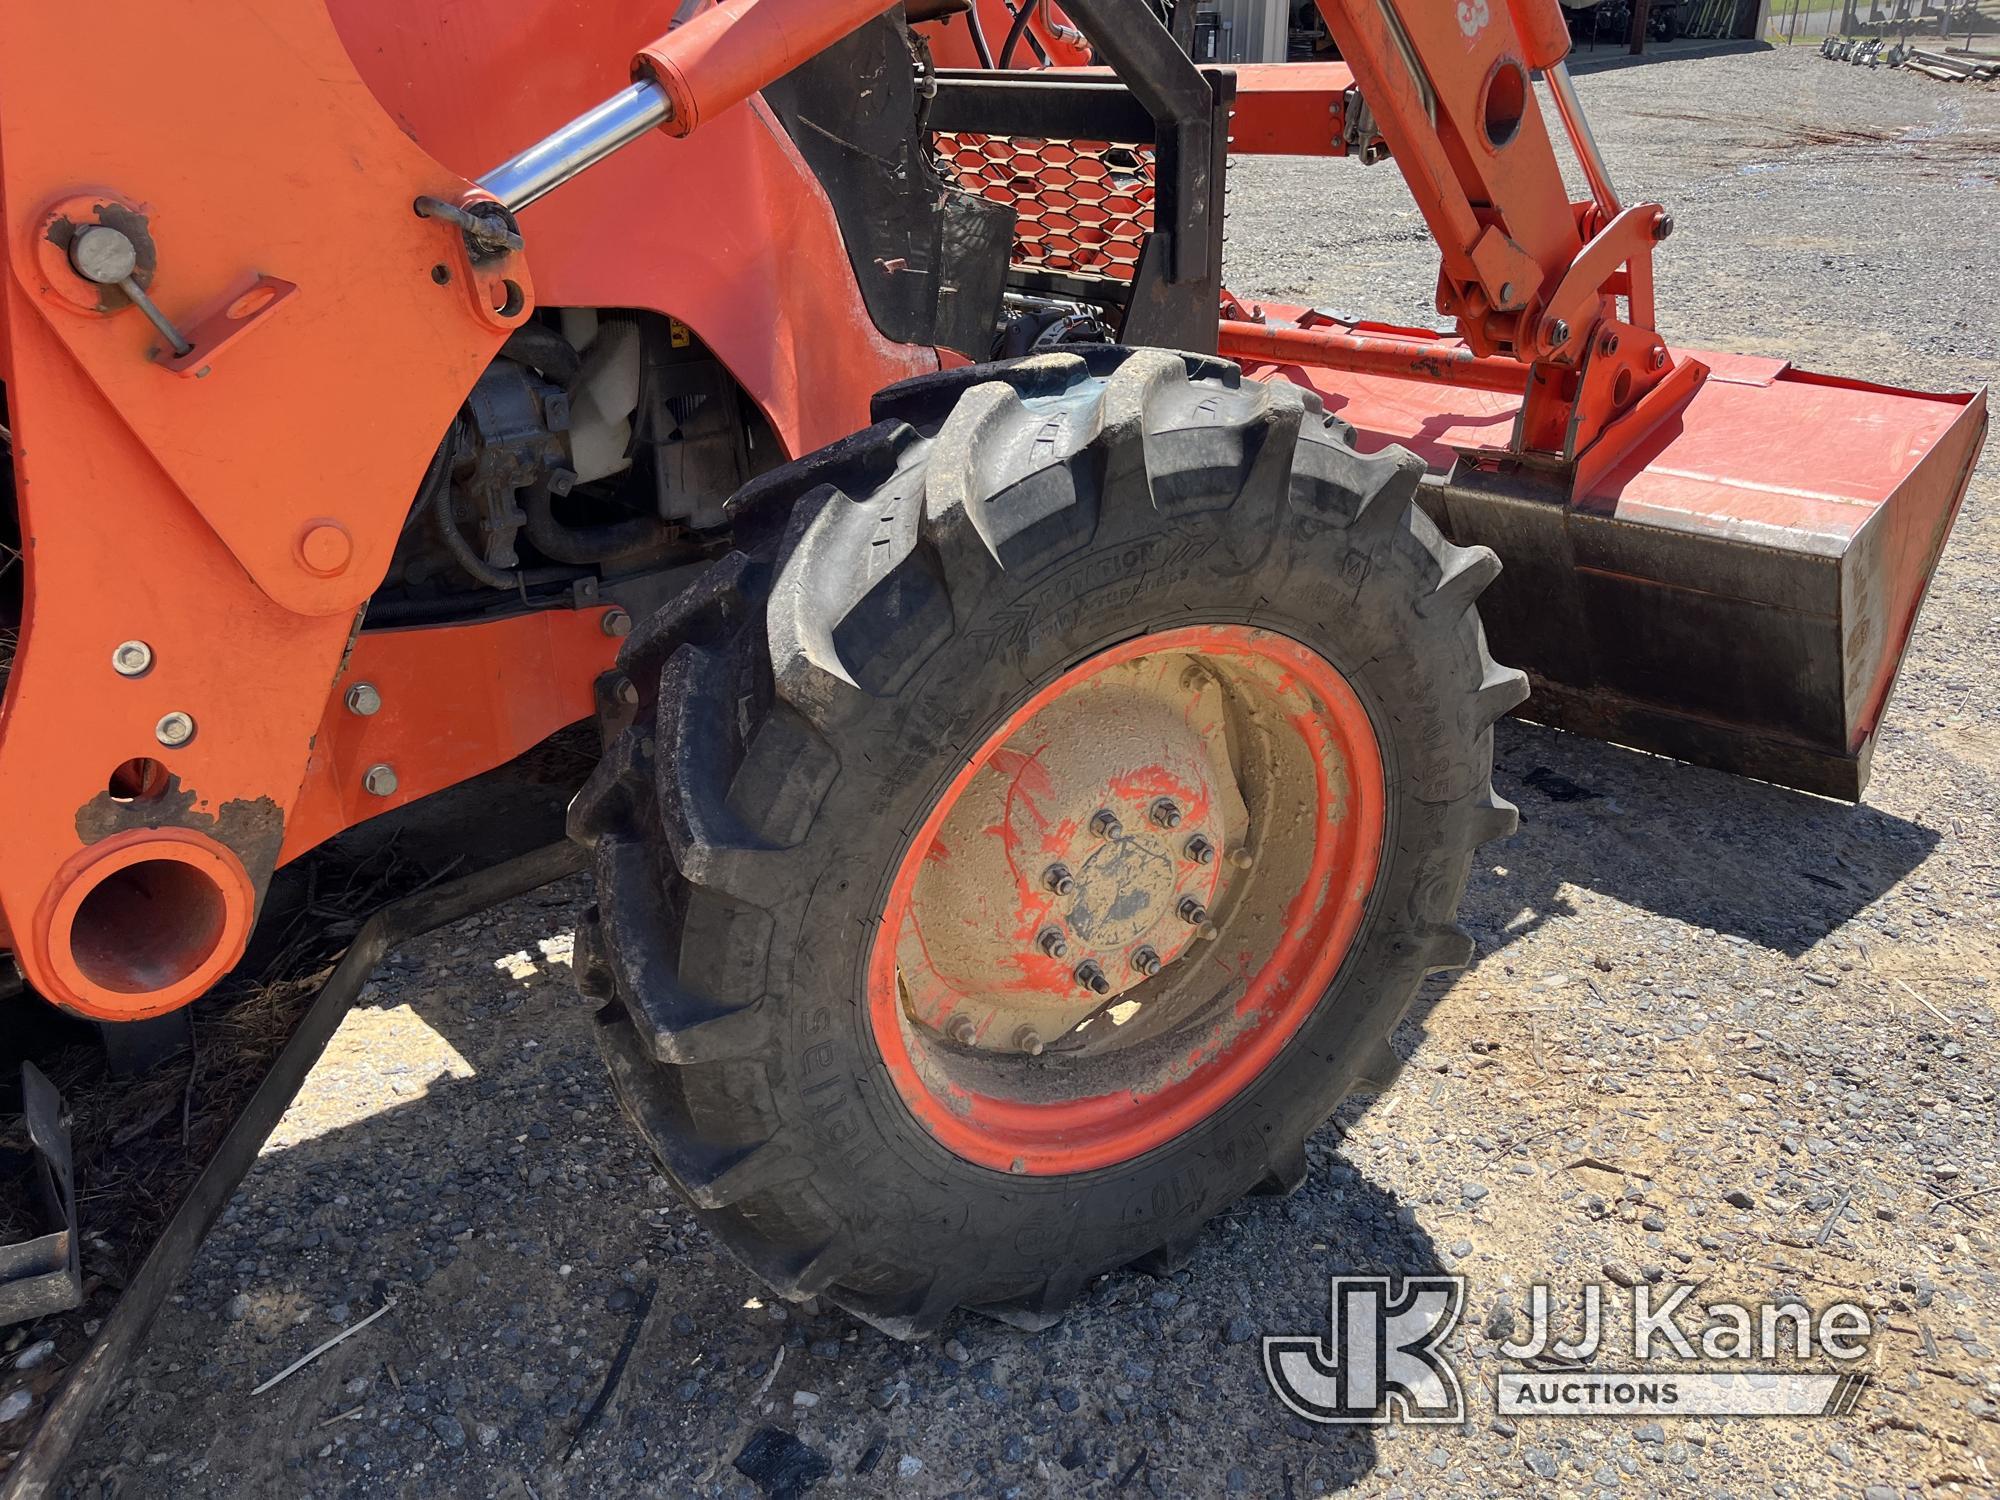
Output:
899,655,1245,1051
870,624,1385,1175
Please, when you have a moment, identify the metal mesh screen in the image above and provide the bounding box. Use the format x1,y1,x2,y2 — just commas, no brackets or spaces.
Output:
933,133,1156,283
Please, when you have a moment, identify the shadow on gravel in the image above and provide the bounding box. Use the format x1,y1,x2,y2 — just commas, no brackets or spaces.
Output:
1473,717,1938,959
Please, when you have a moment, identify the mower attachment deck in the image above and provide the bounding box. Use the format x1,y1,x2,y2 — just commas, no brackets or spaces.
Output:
1239,311,1987,799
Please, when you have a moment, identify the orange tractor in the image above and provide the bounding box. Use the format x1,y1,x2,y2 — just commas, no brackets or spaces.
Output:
0,0,1984,1353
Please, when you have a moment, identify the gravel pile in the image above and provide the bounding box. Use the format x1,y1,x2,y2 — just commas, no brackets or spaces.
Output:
52,44,2000,1499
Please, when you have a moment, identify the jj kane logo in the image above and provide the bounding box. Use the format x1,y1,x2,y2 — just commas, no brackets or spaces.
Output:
1263,1277,1876,1425
1263,1276,1467,1425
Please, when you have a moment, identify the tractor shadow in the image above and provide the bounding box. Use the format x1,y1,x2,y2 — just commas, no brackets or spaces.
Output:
1471,716,1936,960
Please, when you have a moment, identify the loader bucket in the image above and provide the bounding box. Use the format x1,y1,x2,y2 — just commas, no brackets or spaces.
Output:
1240,318,1987,800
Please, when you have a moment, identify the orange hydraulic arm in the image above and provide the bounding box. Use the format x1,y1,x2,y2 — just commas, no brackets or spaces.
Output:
1220,0,1693,480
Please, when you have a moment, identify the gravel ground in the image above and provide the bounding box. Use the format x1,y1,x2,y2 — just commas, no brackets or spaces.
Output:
54,44,2000,1500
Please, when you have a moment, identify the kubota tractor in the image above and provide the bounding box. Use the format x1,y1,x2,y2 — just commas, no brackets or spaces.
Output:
0,0,1985,1370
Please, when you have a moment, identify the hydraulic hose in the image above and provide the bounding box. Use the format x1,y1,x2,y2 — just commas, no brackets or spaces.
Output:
999,0,1042,68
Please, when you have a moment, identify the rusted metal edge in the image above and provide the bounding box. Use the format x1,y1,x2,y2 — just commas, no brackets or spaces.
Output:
0,1066,82,1329
0,840,586,1500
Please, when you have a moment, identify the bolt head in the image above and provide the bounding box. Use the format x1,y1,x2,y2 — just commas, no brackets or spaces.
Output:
1013,1025,1045,1058
1075,961,1109,994
1038,927,1069,959
615,678,641,707
1178,897,1209,926
345,682,383,717
1184,836,1215,866
363,763,399,797
946,1014,977,1046
1652,212,1675,242
111,640,154,678
1090,809,1123,840
69,225,137,287
1547,318,1572,348
1648,347,1669,372
1132,946,1163,978
297,522,353,578
1044,864,1076,896
600,607,633,638
153,711,196,748
1149,798,1183,830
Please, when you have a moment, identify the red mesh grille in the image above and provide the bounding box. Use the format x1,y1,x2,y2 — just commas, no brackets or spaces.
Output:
934,133,1155,282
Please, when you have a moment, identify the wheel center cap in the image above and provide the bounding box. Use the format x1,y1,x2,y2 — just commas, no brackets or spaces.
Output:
897,655,1242,1051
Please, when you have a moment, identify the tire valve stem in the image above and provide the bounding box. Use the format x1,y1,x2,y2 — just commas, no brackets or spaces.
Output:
1150,798,1183,830
1090,809,1123,840
1178,897,1209,927
1132,946,1163,978
946,1014,977,1046
1013,1025,1045,1057
1044,863,1077,896
1075,960,1110,995
1184,835,1216,866
1038,928,1069,959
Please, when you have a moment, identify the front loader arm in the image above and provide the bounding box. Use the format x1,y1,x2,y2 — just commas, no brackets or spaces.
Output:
1304,0,1685,475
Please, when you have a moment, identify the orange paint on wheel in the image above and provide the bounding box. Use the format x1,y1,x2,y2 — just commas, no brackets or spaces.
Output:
868,625,1385,1176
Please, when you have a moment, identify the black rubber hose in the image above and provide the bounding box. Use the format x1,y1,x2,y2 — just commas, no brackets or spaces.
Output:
521,477,677,567
501,321,582,388
999,0,1041,68
966,2,995,66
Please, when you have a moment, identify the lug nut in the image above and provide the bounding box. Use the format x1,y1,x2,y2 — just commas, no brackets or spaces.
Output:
1227,846,1255,870
1075,961,1110,995
345,682,383,716
1149,798,1183,830
1038,928,1069,959
947,1014,977,1046
1044,863,1077,896
154,711,196,748
1013,1025,1045,1058
363,763,399,797
1090,809,1123,840
1178,897,1209,926
1184,835,1215,866
1132,946,1163,978
111,640,154,678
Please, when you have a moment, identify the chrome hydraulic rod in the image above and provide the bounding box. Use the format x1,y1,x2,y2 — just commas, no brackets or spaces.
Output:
474,0,899,214
478,80,673,213
1545,60,1621,214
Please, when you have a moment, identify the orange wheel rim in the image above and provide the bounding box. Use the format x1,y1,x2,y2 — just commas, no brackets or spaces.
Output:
868,624,1386,1175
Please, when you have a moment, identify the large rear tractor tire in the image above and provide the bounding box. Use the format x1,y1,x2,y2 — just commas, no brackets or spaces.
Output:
568,347,1524,1337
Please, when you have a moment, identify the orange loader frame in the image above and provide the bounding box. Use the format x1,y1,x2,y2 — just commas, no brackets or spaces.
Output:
0,0,1983,1025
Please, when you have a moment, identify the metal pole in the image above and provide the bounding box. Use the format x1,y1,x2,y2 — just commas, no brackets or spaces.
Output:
477,80,673,213
1547,62,1622,213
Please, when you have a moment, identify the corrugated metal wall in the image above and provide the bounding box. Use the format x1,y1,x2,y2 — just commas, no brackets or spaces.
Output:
1205,0,1291,63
